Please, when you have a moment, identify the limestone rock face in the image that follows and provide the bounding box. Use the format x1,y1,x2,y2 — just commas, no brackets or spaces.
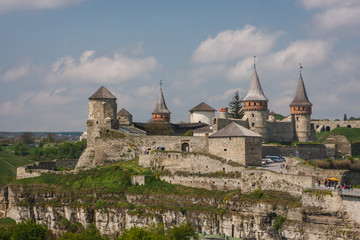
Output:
1,185,360,239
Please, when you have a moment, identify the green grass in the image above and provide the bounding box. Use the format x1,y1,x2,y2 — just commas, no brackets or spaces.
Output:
316,127,360,143
276,114,285,121
0,146,35,186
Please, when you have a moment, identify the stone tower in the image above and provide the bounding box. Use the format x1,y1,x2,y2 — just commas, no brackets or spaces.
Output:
243,65,269,141
152,81,171,122
87,86,119,146
290,72,312,142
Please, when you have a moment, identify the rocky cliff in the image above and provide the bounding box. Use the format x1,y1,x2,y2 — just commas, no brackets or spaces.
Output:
1,184,359,240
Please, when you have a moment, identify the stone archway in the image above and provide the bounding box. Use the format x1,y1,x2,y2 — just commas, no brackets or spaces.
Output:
326,126,331,131
181,142,190,152
347,125,351,128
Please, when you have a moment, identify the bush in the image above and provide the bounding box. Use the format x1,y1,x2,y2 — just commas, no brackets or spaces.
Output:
273,215,286,231
10,220,47,240
252,188,263,199
183,130,193,136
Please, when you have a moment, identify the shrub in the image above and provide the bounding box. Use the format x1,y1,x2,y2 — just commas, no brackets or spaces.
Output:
252,188,263,199
183,130,193,136
10,220,47,240
273,215,286,231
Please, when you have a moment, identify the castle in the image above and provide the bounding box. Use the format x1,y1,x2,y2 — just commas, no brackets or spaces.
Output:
86,64,315,145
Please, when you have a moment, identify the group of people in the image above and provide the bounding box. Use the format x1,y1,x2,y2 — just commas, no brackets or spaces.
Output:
317,179,353,192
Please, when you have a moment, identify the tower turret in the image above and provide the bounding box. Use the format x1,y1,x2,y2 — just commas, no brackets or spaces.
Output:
242,62,268,141
87,86,119,146
290,70,312,142
152,81,171,122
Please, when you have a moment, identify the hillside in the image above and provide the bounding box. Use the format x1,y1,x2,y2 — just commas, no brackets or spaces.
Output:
0,146,34,186
316,127,360,143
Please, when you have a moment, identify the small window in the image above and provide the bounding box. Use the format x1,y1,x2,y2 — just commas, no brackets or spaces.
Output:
260,102,262,106
254,102,257,106
96,121,98,124
224,149,227,151
252,114,254,117
296,117,299,121
251,122,255,127
213,119,217,124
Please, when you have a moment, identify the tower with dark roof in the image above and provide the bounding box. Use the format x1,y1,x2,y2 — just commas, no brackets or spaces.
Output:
152,81,171,122
87,86,119,146
290,72,313,142
242,65,269,141
117,108,133,126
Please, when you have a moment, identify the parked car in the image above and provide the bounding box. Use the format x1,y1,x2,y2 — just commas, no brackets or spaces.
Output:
265,156,283,162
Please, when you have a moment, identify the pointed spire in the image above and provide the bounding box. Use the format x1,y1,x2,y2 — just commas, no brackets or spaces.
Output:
243,67,268,101
290,73,312,107
152,81,171,114
89,86,117,100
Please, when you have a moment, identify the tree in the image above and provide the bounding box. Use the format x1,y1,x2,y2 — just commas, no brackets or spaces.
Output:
344,114,348,121
10,220,47,240
228,90,244,119
19,132,35,144
167,222,199,240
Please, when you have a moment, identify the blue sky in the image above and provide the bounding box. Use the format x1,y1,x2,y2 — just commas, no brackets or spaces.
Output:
1,0,360,131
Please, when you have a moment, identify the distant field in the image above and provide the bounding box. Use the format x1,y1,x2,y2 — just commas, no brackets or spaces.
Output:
0,146,34,186
316,127,360,143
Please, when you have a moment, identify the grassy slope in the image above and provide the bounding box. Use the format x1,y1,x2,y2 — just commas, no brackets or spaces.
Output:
0,147,34,186
316,127,360,143
11,159,301,212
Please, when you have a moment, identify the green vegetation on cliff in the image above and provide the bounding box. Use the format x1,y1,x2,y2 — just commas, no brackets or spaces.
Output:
0,140,87,186
316,127,360,143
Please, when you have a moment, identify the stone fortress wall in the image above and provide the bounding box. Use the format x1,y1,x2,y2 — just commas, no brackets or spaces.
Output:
17,159,78,179
139,152,314,197
312,119,360,132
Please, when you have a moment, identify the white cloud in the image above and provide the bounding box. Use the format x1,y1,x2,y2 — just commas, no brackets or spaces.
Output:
47,50,161,84
298,0,360,34
0,88,76,116
263,40,332,71
1,64,29,82
0,0,86,14
192,25,282,64
226,57,254,82
298,0,359,9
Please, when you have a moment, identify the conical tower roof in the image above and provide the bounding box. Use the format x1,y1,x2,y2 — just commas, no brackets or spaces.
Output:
189,102,216,112
117,108,132,117
243,68,268,101
290,73,312,107
89,86,117,100
152,87,171,114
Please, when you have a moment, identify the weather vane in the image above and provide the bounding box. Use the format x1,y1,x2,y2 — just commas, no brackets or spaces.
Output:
160,79,162,89
254,56,256,69
299,63,303,73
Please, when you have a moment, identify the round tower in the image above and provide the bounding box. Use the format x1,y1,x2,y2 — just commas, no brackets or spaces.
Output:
189,102,216,124
290,71,312,142
87,86,119,146
268,111,276,122
242,64,268,141
152,80,171,122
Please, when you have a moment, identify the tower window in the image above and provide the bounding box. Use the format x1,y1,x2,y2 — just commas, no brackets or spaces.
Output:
260,102,262,106
252,114,254,117
254,102,257,106
251,122,255,127
296,117,299,121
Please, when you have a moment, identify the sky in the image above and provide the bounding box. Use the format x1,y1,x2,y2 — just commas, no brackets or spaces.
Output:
1,0,360,132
